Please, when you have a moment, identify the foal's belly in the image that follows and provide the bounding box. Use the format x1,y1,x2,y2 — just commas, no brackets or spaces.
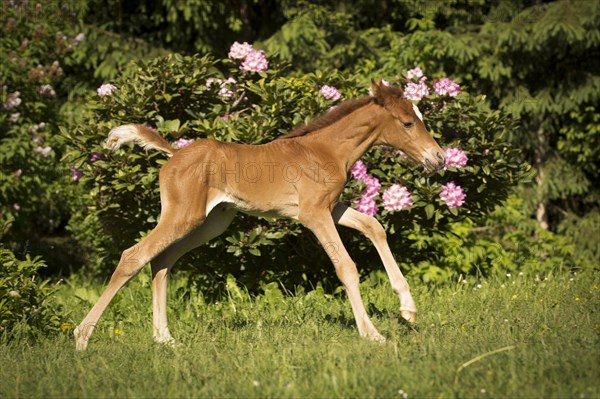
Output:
206,190,299,219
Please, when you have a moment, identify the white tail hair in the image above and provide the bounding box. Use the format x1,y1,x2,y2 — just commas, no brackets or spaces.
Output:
105,124,175,157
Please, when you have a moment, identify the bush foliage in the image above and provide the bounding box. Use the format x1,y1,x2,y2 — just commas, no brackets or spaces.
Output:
0,246,64,338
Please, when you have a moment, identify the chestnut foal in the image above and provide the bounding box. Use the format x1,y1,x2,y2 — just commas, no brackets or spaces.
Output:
74,80,445,350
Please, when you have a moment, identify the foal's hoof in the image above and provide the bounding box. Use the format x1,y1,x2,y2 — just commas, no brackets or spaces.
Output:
74,328,88,351
371,333,387,343
364,332,386,343
154,335,177,348
400,310,417,324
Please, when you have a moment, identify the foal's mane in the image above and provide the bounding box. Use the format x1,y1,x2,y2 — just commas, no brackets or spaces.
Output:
277,96,375,140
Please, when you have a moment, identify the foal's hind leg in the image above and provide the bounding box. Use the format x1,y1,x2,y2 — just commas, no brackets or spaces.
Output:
74,210,205,351
332,203,417,322
151,203,237,345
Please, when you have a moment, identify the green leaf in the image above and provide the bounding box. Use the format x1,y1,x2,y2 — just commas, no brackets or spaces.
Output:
425,204,435,220
249,248,261,257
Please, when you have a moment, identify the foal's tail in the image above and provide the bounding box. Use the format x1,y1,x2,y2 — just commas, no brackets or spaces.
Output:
105,124,176,157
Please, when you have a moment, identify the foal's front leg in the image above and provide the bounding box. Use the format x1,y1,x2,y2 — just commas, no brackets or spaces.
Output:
332,203,417,323
301,213,385,342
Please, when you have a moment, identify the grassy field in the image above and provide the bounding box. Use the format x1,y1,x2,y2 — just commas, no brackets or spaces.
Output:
1,269,599,398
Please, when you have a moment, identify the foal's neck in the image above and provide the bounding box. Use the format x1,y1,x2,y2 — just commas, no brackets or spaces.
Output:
302,103,383,173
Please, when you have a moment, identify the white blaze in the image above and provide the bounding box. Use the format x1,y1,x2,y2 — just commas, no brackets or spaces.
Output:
412,103,423,122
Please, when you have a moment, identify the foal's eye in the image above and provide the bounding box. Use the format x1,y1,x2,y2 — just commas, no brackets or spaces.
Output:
403,122,414,129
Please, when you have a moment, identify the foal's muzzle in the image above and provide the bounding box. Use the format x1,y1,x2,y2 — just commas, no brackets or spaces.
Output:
423,150,446,171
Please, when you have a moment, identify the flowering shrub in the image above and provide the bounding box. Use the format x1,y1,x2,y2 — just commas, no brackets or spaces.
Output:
64,50,530,286
0,2,94,272
351,68,523,223
344,66,533,281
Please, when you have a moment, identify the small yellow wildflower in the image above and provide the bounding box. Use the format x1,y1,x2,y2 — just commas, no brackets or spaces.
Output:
60,322,72,333
575,297,580,302
115,328,124,336
461,325,466,331
511,294,517,300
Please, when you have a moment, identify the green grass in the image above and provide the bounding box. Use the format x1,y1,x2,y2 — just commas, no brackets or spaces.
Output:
1,269,599,398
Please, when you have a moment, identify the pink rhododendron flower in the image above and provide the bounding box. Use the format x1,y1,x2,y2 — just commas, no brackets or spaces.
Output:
70,166,83,181
444,147,468,169
240,49,269,72
362,175,381,198
407,66,424,80
97,83,116,96
404,78,429,101
228,41,254,59
434,78,461,97
439,181,466,208
354,195,378,217
350,160,381,216
174,138,194,149
383,184,413,211
351,159,368,181
319,85,342,101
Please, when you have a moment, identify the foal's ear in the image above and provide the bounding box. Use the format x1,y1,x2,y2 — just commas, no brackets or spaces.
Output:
370,78,384,104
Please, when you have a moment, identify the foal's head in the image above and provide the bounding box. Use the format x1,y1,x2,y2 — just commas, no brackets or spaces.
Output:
370,79,445,171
